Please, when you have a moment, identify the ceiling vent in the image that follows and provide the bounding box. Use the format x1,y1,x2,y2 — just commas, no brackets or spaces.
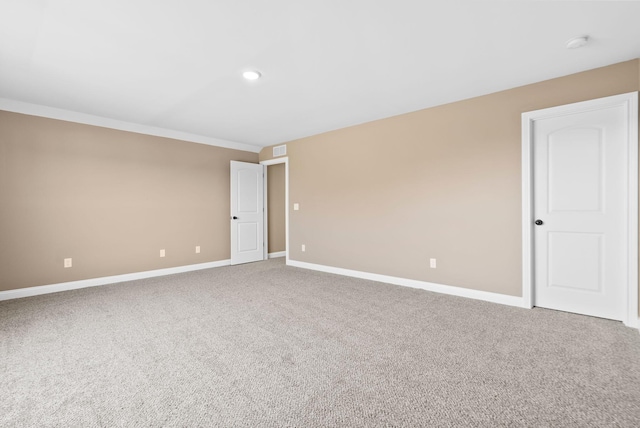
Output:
273,145,286,157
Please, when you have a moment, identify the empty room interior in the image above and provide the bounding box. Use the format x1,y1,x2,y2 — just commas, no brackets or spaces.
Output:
2,1,640,426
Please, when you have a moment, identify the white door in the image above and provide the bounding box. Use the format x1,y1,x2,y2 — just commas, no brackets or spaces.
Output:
531,101,632,321
230,161,264,265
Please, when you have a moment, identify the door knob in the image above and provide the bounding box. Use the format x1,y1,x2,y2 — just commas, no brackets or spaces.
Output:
232,216,238,220
535,219,543,226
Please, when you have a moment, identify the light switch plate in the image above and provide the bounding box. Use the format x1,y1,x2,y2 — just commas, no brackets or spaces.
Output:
294,203,299,211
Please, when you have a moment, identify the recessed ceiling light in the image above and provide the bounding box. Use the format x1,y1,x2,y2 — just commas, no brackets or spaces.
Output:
242,70,261,81
566,36,589,49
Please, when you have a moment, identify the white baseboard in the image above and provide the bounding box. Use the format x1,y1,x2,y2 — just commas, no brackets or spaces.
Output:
0,259,231,301
287,260,525,308
5,258,635,330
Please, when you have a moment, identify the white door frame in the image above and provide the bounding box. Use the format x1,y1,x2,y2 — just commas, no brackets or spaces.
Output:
260,157,289,263
521,91,639,328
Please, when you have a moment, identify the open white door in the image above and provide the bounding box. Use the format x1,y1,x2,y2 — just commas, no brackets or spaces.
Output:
230,161,264,265
522,92,638,326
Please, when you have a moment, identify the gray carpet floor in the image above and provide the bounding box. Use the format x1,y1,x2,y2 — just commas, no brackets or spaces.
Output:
1,258,640,427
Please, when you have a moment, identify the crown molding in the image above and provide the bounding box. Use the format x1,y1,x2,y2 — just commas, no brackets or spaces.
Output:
0,98,262,153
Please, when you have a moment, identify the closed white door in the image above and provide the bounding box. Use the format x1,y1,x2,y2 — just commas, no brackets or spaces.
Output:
230,161,264,265
532,103,630,320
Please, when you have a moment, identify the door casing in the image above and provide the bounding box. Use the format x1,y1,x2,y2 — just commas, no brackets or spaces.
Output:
260,157,289,262
521,92,639,328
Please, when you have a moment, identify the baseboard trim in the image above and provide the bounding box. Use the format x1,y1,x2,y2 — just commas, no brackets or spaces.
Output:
287,260,525,308
0,259,231,301
4,258,633,328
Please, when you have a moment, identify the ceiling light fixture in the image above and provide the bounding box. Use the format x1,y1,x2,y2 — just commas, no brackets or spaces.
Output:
242,70,262,81
566,36,589,49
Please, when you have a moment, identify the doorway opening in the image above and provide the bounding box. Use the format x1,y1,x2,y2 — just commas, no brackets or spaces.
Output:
261,157,289,262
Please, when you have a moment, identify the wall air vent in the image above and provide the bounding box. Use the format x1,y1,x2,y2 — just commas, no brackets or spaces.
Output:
273,145,286,157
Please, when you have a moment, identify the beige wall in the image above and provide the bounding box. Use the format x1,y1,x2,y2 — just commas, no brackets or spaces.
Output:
260,59,640,300
0,111,257,291
267,163,286,254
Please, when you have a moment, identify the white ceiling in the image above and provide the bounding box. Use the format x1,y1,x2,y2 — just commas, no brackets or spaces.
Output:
1,1,640,151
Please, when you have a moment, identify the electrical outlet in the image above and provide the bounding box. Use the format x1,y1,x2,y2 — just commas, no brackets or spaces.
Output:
430,258,437,268
195,246,201,254
64,258,72,268
301,244,306,252
160,249,166,258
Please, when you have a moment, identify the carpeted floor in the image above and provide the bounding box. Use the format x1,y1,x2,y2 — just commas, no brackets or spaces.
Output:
1,258,640,427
